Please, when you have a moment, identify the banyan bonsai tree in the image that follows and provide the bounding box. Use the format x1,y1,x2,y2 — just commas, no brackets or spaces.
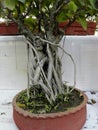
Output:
0,0,98,112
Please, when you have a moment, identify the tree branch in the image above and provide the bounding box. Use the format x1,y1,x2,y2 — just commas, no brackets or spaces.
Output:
53,0,70,15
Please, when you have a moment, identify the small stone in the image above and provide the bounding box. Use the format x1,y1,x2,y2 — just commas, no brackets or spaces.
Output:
87,101,92,105
0,112,6,115
90,91,96,94
91,99,96,104
87,99,96,105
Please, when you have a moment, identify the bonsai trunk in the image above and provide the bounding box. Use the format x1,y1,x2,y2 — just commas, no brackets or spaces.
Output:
26,32,64,103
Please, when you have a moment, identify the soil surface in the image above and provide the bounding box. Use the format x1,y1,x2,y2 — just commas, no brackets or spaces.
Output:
16,87,84,114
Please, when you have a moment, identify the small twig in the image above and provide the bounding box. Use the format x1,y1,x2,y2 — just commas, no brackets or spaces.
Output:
47,44,53,83
52,65,64,94
40,66,55,99
27,44,30,98
27,41,40,63
52,79,58,97
53,0,70,15
39,82,51,95
33,57,47,82
61,36,66,59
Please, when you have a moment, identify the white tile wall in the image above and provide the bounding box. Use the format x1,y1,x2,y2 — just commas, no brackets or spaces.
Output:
0,36,27,90
1,35,98,91
61,36,98,91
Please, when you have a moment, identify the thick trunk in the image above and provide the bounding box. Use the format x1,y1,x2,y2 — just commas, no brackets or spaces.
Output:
26,33,64,103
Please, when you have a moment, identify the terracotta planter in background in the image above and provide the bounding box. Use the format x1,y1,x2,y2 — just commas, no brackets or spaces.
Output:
13,88,88,130
59,21,96,35
0,22,19,35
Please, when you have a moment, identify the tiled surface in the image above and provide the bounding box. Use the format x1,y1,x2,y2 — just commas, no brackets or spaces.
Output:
82,91,98,130
0,90,98,130
0,90,19,130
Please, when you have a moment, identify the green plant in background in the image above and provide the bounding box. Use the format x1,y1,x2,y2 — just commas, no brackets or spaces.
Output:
0,0,98,113
0,0,98,29
56,0,98,29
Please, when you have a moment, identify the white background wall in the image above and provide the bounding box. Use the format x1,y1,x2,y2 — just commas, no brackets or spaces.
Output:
61,36,98,91
0,35,98,91
0,36,27,90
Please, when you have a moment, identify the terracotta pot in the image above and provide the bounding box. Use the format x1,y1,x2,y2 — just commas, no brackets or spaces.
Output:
59,21,96,35
0,22,19,35
13,88,88,130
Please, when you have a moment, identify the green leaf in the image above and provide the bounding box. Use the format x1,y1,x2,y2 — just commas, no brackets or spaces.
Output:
4,0,17,10
78,0,85,6
89,0,96,9
77,18,87,30
56,12,67,22
4,0,25,10
18,0,26,3
24,17,37,25
68,1,77,12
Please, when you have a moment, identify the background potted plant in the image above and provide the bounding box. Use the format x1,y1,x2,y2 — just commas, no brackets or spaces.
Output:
0,20,19,35
0,2,19,35
0,0,92,130
58,0,98,35
59,20,97,35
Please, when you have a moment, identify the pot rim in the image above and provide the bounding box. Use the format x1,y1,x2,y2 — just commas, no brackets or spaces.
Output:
12,88,88,119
